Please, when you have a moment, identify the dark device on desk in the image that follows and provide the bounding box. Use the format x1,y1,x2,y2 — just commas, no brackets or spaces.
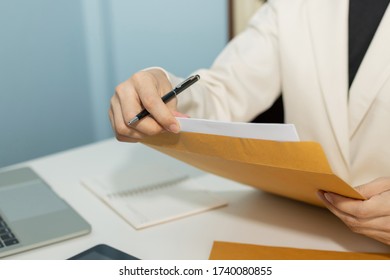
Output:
0,167,91,258
68,244,139,260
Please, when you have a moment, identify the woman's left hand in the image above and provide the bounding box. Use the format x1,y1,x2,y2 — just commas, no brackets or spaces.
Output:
318,177,390,245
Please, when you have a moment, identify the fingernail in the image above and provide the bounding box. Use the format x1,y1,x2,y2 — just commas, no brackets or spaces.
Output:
168,123,180,134
316,191,324,200
324,193,334,204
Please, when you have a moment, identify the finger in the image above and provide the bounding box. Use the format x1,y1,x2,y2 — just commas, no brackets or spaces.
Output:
114,81,143,124
114,71,178,137
318,192,390,244
348,216,390,236
355,177,390,199
322,192,364,215
326,205,390,233
108,109,137,143
110,94,146,141
115,83,166,138
337,216,390,245
317,191,349,217
108,107,115,133
322,191,390,219
133,73,180,133
358,229,390,245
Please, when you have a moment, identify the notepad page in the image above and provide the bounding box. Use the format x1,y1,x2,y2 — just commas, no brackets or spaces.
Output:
84,167,189,198
81,166,227,229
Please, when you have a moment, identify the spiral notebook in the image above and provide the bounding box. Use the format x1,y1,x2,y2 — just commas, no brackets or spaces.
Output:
81,166,227,229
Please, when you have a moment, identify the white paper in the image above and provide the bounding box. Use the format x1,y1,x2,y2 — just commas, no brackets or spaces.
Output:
177,117,300,141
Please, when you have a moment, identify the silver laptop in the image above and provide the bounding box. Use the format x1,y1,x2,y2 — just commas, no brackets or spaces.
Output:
0,167,91,258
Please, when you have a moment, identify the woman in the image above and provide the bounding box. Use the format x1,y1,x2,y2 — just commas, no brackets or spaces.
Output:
109,0,390,245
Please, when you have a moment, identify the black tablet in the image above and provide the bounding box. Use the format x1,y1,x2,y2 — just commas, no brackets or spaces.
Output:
68,244,139,260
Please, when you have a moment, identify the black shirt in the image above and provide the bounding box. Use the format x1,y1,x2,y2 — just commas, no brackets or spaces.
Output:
349,0,390,87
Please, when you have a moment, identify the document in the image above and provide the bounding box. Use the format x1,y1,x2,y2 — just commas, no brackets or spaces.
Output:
209,241,390,260
141,118,364,207
177,117,299,141
81,165,227,229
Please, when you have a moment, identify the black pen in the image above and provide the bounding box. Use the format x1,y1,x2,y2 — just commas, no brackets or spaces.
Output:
128,74,200,125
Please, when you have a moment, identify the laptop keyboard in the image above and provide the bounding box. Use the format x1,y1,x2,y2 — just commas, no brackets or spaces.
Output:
0,215,19,248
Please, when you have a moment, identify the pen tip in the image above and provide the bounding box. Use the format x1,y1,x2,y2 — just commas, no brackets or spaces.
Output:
128,117,139,125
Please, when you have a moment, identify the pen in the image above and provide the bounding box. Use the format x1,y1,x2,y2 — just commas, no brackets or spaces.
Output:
128,74,200,125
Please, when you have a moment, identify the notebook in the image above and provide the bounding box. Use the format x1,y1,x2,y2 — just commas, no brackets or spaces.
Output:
0,167,91,258
81,166,227,229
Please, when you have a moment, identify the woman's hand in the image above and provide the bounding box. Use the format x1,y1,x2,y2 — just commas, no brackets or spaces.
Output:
318,177,390,245
109,68,183,143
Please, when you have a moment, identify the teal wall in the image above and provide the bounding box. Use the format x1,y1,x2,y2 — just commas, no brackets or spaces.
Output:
0,0,228,167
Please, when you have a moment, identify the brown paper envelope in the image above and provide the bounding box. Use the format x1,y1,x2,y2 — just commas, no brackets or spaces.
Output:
209,241,390,260
142,132,364,207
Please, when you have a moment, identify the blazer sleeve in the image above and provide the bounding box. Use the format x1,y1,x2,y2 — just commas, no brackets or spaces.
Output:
171,0,283,122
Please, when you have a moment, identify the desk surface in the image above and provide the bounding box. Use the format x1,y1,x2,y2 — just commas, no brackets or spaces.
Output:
3,139,389,259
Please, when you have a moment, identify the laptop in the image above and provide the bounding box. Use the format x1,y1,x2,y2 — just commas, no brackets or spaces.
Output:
0,167,91,258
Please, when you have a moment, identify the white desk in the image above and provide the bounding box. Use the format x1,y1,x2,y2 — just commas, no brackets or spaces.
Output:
3,139,389,259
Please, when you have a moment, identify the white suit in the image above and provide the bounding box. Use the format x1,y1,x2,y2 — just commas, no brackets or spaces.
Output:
168,0,390,187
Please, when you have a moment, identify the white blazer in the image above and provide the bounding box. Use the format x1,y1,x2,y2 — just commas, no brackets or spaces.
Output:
169,0,390,187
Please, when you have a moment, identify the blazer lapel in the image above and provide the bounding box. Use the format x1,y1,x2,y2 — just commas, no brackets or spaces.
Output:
307,0,350,167
349,5,390,137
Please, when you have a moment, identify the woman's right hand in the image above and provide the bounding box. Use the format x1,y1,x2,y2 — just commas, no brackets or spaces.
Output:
109,68,182,143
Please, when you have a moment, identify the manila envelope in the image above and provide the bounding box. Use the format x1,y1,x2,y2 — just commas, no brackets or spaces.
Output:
209,241,390,260
141,131,364,207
